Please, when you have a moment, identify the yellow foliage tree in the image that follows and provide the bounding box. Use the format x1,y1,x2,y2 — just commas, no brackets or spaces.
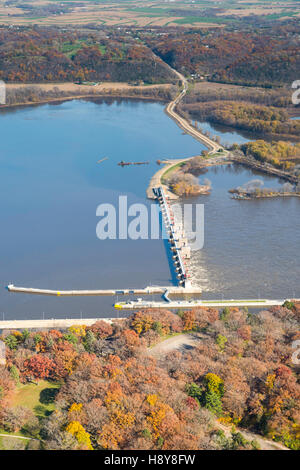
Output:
205,373,224,394
146,397,173,439
146,394,158,407
68,403,83,413
265,374,276,391
131,312,153,335
66,421,93,450
68,325,86,337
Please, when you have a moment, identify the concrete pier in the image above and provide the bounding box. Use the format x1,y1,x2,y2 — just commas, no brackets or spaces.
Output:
6,284,203,297
6,284,167,297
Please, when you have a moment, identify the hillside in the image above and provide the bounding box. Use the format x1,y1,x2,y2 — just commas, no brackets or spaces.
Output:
0,304,299,450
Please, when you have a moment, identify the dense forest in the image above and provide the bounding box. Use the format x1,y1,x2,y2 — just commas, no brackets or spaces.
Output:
180,101,300,139
176,80,300,142
239,140,300,171
0,304,299,450
183,83,293,108
143,21,300,87
0,21,299,88
0,26,175,84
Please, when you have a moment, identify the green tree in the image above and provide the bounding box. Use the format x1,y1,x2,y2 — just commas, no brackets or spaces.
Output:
34,334,42,346
22,329,30,342
63,333,78,345
202,373,224,416
216,334,228,351
152,321,163,336
142,428,152,439
203,390,223,417
185,382,202,404
4,335,18,350
283,300,295,311
83,330,96,352
10,365,20,384
251,439,261,450
231,431,249,449
220,307,230,321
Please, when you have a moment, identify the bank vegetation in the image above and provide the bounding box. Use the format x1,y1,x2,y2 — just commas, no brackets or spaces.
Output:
0,303,299,450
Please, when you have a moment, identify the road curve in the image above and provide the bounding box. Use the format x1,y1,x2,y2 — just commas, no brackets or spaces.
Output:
166,67,223,154
146,157,193,199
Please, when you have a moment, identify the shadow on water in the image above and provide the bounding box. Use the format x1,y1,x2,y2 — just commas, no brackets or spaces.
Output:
160,206,178,286
162,236,178,286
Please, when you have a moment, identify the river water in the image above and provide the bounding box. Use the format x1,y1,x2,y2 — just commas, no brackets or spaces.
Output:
186,164,300,300
0,98,299,319
196,121,255,146
0,98,204,319
197,117,300,146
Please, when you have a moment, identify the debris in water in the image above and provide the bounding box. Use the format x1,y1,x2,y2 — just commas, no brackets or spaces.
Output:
118,161,149,166
97,157,108,164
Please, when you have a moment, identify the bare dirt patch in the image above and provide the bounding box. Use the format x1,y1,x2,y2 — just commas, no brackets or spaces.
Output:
148,333,205,358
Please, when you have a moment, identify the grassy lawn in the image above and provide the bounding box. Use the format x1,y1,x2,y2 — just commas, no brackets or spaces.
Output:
60,39,86,58
161,161,186,184
13,380,60,419
0,428,32,438
0,426,36,450
0,434,30,450
0,380,60,449
210,151,227,157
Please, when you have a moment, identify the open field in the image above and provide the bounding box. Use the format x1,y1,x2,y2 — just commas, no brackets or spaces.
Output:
0,380,59,449
0,0,298,27
12,380,60,419
6,81,171,93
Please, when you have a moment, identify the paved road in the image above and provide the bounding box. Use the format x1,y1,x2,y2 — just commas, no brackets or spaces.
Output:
0,433,38,441
165,66,223,154
146,158,191,199
117,298,293,310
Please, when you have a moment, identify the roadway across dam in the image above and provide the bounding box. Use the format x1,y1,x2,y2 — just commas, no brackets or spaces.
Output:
0,298,298,330
114,298,299,310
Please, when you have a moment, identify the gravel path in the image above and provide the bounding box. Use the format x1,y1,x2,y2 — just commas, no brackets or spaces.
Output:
148,333,204,358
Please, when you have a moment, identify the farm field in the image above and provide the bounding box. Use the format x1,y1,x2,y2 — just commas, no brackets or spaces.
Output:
0,0,299,28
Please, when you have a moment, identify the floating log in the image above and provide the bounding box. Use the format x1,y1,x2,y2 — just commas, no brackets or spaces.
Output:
97,157,108,164
118,161,149,166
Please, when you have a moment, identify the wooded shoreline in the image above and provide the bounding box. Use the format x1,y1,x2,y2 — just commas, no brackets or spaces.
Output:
0,82,176,110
